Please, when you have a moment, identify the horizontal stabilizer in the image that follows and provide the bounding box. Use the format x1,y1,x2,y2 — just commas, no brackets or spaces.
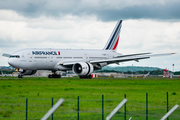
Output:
2,53,11,57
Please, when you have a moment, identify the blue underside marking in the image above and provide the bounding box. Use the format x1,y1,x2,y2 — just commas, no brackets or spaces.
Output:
106,20,122,50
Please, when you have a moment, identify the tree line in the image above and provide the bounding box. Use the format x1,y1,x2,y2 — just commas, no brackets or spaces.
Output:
95,69,180,75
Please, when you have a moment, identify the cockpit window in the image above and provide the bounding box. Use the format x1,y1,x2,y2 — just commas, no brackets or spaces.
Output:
10,55,20,58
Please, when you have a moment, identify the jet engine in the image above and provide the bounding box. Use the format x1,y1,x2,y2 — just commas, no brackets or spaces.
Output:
21,70,37,75
72,62,94,76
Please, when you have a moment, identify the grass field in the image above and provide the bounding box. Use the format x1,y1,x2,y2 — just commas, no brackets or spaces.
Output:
0,76,180,120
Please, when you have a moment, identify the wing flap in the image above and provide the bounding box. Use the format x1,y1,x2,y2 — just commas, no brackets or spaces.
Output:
90,57,150,64
114,52,151,58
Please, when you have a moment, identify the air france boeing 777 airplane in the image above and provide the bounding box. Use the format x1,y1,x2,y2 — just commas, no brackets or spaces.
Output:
3,20,174,78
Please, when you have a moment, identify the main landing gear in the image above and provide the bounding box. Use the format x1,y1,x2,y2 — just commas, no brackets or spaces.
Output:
48,74,61,78
18,74,23,78
79,74,92,79
48,71,61,78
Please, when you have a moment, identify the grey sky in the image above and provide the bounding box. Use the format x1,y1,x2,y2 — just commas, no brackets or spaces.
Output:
0,0,179,71
0,0,180,21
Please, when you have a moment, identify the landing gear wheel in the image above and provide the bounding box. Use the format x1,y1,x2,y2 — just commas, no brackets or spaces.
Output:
79,74,92,79
48,74,61,78
88,74,92,79
48,74,52,78
48,70,61,79
18,74,23,78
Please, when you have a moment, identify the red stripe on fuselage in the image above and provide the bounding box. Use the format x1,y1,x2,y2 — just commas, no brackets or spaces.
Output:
112,36,119,50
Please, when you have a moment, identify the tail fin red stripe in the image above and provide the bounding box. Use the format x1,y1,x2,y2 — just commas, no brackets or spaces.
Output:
112,36,119,50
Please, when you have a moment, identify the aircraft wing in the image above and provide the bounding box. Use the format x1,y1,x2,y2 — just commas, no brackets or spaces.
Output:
60,53,174,66
90,53,175,65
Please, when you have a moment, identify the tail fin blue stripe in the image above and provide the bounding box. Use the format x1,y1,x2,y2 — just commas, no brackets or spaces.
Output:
109,25,121,50
105,20,122,50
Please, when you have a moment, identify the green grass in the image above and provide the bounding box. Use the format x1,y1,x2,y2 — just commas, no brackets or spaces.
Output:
0,76,180,120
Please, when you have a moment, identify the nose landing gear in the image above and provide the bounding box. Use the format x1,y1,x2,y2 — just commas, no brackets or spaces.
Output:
17,68,24,78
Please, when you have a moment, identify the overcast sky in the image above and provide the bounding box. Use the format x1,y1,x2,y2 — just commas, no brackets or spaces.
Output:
0,0,180,71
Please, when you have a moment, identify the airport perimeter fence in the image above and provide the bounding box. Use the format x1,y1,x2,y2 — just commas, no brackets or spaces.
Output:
0,92,180,120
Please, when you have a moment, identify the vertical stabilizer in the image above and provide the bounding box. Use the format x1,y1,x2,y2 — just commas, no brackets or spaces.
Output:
103,20,122,51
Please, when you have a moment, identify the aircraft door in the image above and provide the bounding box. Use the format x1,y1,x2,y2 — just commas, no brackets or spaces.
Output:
20,52,29,68
28,53,36,69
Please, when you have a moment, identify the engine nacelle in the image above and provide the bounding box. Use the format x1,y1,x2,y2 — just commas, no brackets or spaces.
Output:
72,62,94,76
21,70,37,75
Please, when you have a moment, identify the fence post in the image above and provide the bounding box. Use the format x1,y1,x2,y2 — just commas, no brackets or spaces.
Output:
77,96,79,120
52,98,53,120
26,98,28,120
102,95,104,120
146,93,148,120
124,94,126,120
161,105,179,120
41,98,64,120
106,99,128,120
167,92,169,120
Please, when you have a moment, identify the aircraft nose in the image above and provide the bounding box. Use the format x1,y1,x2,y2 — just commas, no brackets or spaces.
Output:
8,58,13,66
8,58,17,68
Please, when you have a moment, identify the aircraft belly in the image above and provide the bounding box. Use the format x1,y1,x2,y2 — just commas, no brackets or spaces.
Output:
34,60,54,70
54,64,72,71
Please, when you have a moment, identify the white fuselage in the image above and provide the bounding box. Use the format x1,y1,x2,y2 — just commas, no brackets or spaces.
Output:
8,48,121,71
